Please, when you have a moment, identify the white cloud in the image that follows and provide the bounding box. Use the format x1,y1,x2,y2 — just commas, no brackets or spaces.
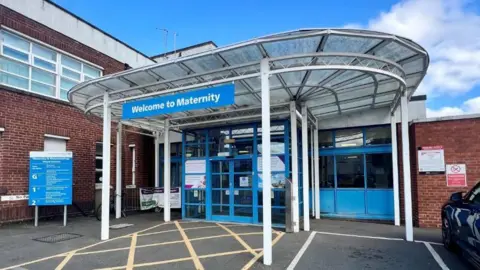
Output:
426,96,480,117
348,0,480,116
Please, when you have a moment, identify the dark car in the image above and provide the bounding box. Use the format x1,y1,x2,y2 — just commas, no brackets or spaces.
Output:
442,182,480,268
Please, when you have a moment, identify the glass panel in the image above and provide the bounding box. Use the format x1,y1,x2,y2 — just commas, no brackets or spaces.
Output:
234,190,252,205
60,89,68,100
0,72,28,89
83,64,101,78
185,189,206,204
84,75,94,81
95,171,102,183
258,137,285,154
32,68,55,85
212,189,229,204
335,128,363,147
212,174,229,188
211,161,229,173
258,207,286,224
186,130,206,143
258,189,285,206
232,140,253,156
365,126,391,145
62,67,81,80
95,143,103,156
95,158,102,168
61,55,81,71
320,156,335,188
34,58,55,71
32,44,56,61
366,154,393,188
259,173,286,189
233,160,252,172
233,174,252,188
3,47,28,62
212,205,229,216
61,77,77,90
319,131,333,148
0,57,29,77
2,32,30,51
336,155,365,188
31,81,55,96
185,145,205,157
208,128,229,156
234,206,253,217
186,204,206,219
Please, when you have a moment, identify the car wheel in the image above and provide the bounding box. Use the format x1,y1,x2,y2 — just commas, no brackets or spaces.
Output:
442,216,456,251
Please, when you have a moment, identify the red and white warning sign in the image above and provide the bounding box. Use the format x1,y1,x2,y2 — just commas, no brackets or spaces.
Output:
446,164,467,187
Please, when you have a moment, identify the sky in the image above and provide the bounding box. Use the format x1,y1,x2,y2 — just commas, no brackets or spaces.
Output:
52,0,480,118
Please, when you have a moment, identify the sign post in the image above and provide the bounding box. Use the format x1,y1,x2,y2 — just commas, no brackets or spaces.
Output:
446,164,467,187
29,152,73,227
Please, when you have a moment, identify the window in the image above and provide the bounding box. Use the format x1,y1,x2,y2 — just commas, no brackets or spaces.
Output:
0,30,102,100
366,126,391,145
335,128,363,147
366,154,393,188
95,143,103,184
44,137,67,151
319,131,333,148
320,156,334,188
336,155,365,188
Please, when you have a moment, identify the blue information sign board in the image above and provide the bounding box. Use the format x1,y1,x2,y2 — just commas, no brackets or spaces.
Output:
29,152,73,206
122,83,235,120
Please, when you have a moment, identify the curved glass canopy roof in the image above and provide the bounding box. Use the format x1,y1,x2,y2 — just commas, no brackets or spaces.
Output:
68,28,429,131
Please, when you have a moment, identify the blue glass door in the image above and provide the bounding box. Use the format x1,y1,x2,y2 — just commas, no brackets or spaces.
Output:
211,159,254,223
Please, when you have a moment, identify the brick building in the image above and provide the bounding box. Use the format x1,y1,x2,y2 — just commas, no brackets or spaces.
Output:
0,0,478,230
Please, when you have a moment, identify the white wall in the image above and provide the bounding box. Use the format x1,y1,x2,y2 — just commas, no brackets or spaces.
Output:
1,0,155,68
318,99,426,130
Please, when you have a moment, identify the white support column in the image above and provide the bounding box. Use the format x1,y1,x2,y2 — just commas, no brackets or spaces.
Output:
163,123,171,222
314,120,320,219
155,131,160,188
391,114,400,226
260,58,272,266
290,101,300,233
401,92,413,241
301,104,310,231
310,127,315,216
115,122,122,219
101,92,111,240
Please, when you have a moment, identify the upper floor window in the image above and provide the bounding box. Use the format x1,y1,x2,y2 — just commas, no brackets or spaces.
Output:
0,30,102,101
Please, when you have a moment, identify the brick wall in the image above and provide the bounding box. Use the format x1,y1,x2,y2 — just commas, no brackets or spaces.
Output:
412,118,480,228
0,5,153,222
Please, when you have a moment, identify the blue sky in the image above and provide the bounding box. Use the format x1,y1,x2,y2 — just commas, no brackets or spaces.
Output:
52,0,480,117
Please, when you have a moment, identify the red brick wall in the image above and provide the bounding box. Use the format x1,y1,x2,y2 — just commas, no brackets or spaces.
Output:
0,5,153,222
412,118,480,228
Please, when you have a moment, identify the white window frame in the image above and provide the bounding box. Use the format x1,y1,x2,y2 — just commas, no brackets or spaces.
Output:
0,28,103,101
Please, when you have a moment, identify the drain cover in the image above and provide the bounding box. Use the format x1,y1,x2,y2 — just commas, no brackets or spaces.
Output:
33,233,82,243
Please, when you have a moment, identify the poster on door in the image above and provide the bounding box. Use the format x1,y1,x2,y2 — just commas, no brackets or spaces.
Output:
258,173,286,189
139,187,181,210
185,160,206,174
257,156,285,172
418,146,445,174
446,164,467,187
185,174,206,189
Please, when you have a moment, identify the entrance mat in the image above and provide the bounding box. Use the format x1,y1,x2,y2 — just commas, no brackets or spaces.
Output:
33,233,83,243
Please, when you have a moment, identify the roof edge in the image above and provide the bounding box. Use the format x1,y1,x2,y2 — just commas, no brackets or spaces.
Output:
150,41,218,59
414,113,480,123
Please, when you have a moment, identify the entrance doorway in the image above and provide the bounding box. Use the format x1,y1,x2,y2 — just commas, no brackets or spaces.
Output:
211,159,255,223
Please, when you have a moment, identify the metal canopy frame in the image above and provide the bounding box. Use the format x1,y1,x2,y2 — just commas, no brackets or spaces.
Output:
69,29,429,265
68,28,428,133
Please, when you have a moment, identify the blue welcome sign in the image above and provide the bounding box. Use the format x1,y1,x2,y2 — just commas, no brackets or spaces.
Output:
122,84,235,120
29,152,73,206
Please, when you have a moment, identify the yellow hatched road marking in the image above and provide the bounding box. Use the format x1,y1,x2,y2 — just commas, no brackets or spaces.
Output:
217,223,258,256
54,251,75,270
242,232,285,270
126,233,137,270
175,221,204,270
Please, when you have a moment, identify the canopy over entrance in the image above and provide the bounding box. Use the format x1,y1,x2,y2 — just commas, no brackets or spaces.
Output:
68,28,429,131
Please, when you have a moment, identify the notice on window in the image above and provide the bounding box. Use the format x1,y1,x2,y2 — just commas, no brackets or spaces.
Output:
446,164,467,187
257,156,285,172
239,176,250,187
418,146,445,174
185,175,206,189
185,160,206,174
139,187,181,210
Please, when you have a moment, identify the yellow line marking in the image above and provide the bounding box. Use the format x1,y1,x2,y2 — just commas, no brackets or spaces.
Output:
217,223,258,256
242,232,285,270
137,229,179,237
76,247,130,256
94,256,194,270
55,251,75,270
126,233,137,270
190,231,264,242
0,253,68,270
175,221,204,270
198,248,263,259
